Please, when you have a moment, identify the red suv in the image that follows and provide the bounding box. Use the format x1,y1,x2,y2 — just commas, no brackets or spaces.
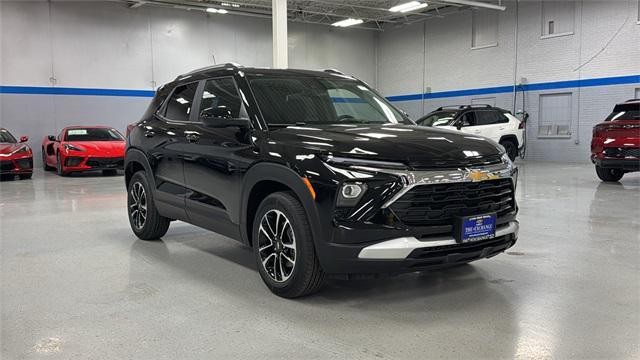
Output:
591,99,640,182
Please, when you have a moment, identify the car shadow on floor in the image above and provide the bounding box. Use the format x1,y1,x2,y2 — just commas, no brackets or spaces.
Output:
127,227,517,303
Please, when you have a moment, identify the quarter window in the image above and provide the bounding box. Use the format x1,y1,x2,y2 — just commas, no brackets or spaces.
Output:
474,110,507,125
198,78,242,118
164,82,199,122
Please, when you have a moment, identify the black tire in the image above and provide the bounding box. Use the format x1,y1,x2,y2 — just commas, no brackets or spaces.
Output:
500,140,518,161
19,173,33,180
252,192,325,298
595,165,624,182
56,153,68,176
42,149,54,171
127,170,170,240
102,169,118,176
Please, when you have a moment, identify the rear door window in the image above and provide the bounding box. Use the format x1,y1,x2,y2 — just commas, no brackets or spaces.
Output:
164,82,199,122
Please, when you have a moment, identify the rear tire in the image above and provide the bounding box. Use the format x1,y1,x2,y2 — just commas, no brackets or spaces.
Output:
127,171,170,240
42,149,54,171
252,192,325,298
500,140,518,161
102,169,118,176
595,165,624,182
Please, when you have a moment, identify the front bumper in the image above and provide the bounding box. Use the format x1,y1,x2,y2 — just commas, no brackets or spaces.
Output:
315,158,519,275
0,157,33,175
320,221,518,276
592,157,640,171
63,156,124,172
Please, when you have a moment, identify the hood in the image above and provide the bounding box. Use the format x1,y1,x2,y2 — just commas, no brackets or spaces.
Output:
64,141,125,157
0,143,26,155
266,124,503,168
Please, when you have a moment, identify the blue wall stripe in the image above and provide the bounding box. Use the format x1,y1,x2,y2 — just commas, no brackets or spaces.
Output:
1,74,638,100
0,85,155,97
386,74,640,102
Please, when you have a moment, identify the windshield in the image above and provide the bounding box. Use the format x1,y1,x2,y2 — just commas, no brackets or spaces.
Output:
418,111,458,127
65,128,124,142
248,76,410,126
0,129,17,143
605,103,640,121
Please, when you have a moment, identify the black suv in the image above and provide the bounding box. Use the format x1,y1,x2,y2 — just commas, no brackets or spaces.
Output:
125,64,519,298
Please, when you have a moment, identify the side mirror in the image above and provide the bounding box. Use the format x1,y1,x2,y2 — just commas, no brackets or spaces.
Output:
19,136,29,143
47,135,57,142
200,106,250,128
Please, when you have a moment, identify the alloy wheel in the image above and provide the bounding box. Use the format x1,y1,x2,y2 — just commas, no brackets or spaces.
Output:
258,209,297,283
129,182,147,230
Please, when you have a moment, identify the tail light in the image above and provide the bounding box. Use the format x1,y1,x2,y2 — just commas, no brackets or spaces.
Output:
518,121,525,129
593,124,607,137
126,123,136,137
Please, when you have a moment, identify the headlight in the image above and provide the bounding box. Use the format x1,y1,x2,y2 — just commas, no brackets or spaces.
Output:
501,152,512,166
64,144,84,152
13,145,29,155
337,182,367,207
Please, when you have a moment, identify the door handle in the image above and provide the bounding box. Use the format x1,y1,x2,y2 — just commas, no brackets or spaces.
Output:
185,133,200,143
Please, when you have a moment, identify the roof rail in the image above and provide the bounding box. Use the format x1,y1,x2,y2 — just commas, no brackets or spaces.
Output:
435,104,493,111
625,98,640,102
175,63,243,81
323,68,344,75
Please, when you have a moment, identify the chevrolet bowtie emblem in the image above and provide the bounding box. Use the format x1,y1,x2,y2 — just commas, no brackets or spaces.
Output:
466,170,499,182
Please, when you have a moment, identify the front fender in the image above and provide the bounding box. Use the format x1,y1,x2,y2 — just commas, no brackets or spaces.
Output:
240,162,325,251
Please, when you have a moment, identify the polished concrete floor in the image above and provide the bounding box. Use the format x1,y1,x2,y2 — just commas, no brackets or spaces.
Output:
1,162,639,359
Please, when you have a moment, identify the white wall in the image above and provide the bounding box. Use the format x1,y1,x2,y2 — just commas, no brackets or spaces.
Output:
377,0,640,163
0,0,377,167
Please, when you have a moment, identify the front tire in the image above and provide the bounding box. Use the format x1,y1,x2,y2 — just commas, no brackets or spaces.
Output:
595,165,624,182
253,192,325,298
500,140,518,161
56,153,68,176
127,171,170,240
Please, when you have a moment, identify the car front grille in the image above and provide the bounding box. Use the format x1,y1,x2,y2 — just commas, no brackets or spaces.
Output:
0,160,15,171
85,157,124,168
388,178,515,227
15,158,32,169
65,156,84,167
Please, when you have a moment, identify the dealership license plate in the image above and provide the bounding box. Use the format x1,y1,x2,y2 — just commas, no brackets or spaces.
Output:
455,213,496,243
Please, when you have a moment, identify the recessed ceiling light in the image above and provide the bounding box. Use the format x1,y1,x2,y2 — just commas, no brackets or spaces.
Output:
331,18,364,27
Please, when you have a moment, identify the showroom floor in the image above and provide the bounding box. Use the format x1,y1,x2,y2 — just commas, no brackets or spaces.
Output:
1,162,638,359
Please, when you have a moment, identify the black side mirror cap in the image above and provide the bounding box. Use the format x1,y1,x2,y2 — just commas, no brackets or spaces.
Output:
47,135,56,141
201,116,251,129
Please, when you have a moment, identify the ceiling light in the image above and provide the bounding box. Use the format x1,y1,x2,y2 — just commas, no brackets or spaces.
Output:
206,7,228,14
331,18,364,27
389,1,428,13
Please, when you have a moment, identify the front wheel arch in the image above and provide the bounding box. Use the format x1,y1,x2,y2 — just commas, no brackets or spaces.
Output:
241,163,323,251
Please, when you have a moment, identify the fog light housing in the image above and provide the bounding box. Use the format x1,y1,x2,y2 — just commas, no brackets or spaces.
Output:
337,182,367,207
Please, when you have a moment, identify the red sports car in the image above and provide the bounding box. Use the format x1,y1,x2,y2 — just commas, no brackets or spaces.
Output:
591,99,640,182
0,128,33,180
42,126,126,176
